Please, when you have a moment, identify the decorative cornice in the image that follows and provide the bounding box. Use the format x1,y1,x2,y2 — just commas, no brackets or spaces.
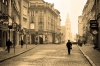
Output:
29,0,60,16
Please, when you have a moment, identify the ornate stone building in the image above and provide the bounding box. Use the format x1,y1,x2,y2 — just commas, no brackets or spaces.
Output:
61,26,66,43
0,0,21,46
78,16,83,36
96,0,100,49
78,16,83,41
20,0,30,44
10,0,21,46
0,0,30,47
82,0,95,44
0,0,9,47
82,0,100,50
9,0,30,46
29,0,61,44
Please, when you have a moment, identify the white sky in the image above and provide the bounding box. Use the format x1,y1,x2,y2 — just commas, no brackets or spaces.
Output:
44,0,87,34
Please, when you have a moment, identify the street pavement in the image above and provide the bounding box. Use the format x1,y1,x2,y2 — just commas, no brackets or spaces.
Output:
79,44,100,66
0,44,100,66
0,44,37,62
0,44,91,66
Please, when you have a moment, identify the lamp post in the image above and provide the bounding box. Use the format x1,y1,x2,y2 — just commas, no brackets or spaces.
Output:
13,22,17,53
22,28,27,49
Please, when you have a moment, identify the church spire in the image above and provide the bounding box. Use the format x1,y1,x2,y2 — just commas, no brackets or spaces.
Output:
66,13,70,23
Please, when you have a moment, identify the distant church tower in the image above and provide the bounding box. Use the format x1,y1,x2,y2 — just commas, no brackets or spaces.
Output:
65,14,72,42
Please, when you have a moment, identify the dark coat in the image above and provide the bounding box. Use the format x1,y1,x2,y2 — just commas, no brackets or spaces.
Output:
21,40,24,45
66,42,72,48
6,40,12,47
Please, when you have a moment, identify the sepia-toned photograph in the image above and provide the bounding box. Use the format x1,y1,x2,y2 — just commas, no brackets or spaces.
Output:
0,0,99,66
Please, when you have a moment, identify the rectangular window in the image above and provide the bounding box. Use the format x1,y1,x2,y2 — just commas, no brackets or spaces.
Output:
23,6,27,15
30,23,34,29
31,16,34,23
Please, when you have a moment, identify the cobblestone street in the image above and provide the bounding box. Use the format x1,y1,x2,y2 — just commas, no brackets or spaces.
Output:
0,44,91,66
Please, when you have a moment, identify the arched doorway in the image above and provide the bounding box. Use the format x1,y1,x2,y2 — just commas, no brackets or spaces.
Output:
39,35,43,44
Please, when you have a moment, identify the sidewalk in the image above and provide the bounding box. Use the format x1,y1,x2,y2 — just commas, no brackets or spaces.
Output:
79,44,100,66
0,44,38,62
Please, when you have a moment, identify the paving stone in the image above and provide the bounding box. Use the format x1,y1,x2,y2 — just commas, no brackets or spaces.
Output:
0,44,91,66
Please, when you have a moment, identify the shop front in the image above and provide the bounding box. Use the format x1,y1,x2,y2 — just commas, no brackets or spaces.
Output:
0,22,9,47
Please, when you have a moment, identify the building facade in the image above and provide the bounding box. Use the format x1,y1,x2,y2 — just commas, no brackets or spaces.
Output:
0,0,21,47
0,0,9,47
0,0,30,47
61,26,66,43
78,16,83,36
29,0,61,44
78,16,83,41
96,0,100,49
82,0,95,44
10,0,21,46
20,0,30,44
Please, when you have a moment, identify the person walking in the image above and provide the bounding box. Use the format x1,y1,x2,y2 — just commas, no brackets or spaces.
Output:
6,39,12,53
21,40,24,48
66,40,72,55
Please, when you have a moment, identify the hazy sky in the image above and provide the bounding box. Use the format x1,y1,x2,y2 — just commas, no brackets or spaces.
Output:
44,0,87,34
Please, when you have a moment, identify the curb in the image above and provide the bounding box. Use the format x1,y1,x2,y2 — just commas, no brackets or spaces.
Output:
0,45,38,62
78,45,96,66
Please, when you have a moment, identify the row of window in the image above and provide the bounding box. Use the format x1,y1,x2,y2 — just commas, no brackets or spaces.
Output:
29,9,59,32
